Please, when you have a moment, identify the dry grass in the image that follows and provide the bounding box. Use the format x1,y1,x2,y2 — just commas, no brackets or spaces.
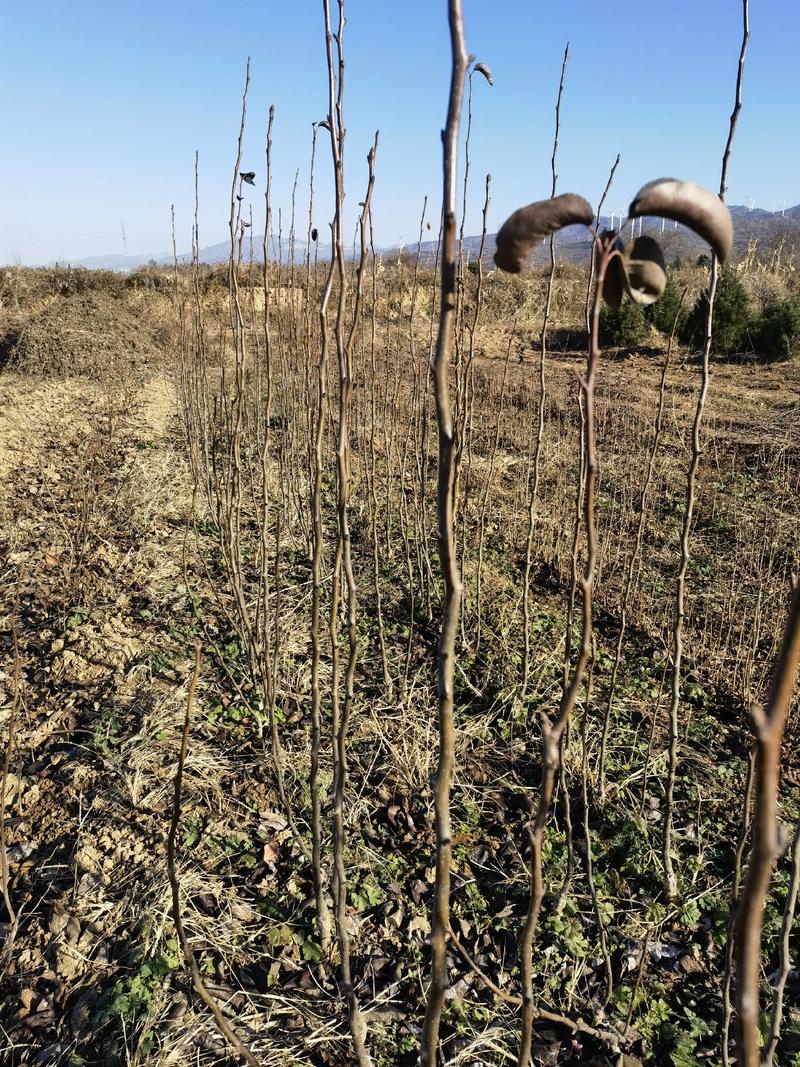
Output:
0,258,798,1066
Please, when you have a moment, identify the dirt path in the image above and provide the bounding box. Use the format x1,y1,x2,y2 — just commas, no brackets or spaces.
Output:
0,375,99,484
0,372,177,479
0,371,202,1064
136,374,178,441
0,367,328,1065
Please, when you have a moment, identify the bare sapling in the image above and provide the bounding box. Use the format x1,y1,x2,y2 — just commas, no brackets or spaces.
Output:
734,583,800,1067
367,210,392,693
214,66,313,873
492,170,733,1065
553,383,585,917
1,621,20,933
417,215,444,624
255,104,313,887
580,638,613,1005
167,641,260,1067
764,818,800,1066
662,0,749,902
475,300,516,656
598,288,686,803
455,170,491,649
584,154,621,335
320,2,379,1062
496,194,601,1067
399,202,433,688
220,59,260,692
418,1,469,1062
452,61,492,637
521,42,569,698
328,132,379,1067
306,119,334,961
722,750,755,1066
409,199,438,623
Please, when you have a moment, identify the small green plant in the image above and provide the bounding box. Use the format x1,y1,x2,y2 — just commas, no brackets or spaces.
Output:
97,943,182,1035
753,295,800,361
600,299,649,347
66,606,90,629
544,903,590,958
664,1006,714,1066
682,268,750,354
182,815,203,848
91,704,124,757
627,990,672,1055
352,873,385,911
212,831,259,869
644,274,688,336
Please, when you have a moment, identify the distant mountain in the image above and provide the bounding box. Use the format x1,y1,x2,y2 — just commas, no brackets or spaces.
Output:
729,205,773,219
402,207,800,267
74,234,320,271
69,204,800,272
73,251,173,271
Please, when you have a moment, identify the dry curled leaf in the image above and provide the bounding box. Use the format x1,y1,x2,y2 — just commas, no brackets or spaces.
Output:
474,62,494,86
494,194,594,273
602,235,667,308
628,178,733,263
598,232,627,309
625,235,667,304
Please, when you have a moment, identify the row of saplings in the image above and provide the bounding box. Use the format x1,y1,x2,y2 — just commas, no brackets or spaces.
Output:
602,269,800,360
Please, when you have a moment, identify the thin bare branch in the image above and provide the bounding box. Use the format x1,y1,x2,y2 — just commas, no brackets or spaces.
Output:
418,2,469,1063
735,584,800,1067
167,642,261,1067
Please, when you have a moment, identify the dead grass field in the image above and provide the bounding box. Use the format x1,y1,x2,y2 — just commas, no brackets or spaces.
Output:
0,263,799,1067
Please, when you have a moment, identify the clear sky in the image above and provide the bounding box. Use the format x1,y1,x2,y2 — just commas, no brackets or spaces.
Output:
1,1,797,265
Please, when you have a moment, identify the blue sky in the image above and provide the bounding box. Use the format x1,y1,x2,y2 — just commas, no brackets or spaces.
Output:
1,1,797,264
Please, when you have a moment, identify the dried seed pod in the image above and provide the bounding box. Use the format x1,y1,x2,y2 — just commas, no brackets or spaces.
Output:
623,236,667,305
628,178,733,263
602,257,625,309
494,193,594,273
598,232,627,309
474,62,494,86
601,235,667,308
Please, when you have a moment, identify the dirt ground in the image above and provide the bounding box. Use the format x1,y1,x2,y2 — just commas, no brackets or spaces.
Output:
1,314,799,1066
0,368,202,1064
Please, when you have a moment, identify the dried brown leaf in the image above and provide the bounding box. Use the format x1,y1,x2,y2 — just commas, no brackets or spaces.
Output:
598,232,627,309
601,235,667,307
474,62,494,86
624,235,668,305
628,178,733,262
494,193,594,273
